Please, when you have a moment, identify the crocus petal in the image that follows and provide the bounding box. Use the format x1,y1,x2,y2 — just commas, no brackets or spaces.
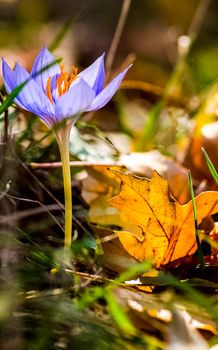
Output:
46,73,59,103
2,59,42,116
31,46,61,93
78,53,105,95
14,63,55,124
86,66,131,112
2,59,27,112
3,61,55,126
55,78,95,120
2,58,17,91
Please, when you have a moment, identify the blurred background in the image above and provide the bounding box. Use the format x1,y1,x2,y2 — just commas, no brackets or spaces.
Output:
1,0,218,184
1,2,218,349
1,0,218,89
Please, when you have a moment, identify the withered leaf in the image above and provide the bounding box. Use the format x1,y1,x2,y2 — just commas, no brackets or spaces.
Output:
109,171,218,267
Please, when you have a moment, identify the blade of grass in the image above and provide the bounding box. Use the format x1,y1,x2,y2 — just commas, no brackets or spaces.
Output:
115,261,152,284
49,15,75,53
0,81,28,116
158,272,218,322
0,58,61,116
188,170,205,269
0,94,9,143
202,233,218,251
140,275,218,289
202,147,218,185
104,289,136,335
77,120,121,157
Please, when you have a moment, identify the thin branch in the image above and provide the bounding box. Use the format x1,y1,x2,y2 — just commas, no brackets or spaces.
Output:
12,151,95,236
13,151,64,210
187,0,211,39
120,80,189,108
30,161,122,169
105,0,132,78
0,199,62,229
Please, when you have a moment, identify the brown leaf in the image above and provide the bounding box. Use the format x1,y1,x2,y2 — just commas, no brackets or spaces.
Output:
121,151,190,204
109,170,218,267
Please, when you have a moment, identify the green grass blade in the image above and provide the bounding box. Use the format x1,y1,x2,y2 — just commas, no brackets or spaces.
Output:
158,272,218,322
136,100,164,151
0,81,27,115
115,261,152,284
0,58,61,116
202,147,218,185
104,289,136,335
188,170,205,269
49,16,75,52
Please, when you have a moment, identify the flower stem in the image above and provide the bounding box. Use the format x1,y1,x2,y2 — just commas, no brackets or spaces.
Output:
57,128,72,249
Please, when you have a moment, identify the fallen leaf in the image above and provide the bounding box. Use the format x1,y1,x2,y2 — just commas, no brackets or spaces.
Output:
80,150,192,205
121,151,190,204
109,171,218,267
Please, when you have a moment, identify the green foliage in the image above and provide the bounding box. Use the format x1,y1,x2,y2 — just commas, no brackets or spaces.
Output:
202,147,218,185
49,16,75,53
188,170,205,269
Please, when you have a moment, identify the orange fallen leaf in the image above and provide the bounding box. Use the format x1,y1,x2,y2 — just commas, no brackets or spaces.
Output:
109,170,218,268
120,151,190,204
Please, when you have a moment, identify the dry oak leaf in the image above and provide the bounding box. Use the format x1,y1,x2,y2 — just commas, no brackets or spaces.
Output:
109,170,218,268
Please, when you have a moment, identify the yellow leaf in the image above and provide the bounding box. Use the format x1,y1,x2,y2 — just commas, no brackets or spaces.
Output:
109,170,218,267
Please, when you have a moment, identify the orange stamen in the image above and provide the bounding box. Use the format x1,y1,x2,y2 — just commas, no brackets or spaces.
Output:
45,64,78,102
56,64,78,97
46,76,53,104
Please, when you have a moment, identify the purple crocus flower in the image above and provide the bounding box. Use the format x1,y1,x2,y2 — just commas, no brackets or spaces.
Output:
2,47,130,128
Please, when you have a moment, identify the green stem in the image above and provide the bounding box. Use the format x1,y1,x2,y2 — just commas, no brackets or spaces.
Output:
57,127,72,248
188,170,205,269
136,57,185,151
